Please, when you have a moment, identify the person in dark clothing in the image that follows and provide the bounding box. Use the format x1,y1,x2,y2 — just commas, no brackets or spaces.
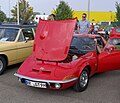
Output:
90,23,94,34
74,19,79,34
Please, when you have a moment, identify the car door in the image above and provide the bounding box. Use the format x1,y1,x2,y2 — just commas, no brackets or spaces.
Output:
16,28,34,63
97,38,120,72
0,27,19,65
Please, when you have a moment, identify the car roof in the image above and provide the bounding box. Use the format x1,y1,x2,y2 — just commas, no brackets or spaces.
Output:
73,34,101,38
110,36,120,39
0,24,37,29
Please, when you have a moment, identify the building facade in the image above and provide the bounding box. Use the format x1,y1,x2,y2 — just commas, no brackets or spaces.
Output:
73,11,116,24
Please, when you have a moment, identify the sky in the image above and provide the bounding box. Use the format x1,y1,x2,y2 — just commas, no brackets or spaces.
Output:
0,0,120,17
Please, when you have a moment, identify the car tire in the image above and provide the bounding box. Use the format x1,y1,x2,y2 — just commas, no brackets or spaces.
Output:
0,56,6,75
73,68,90,92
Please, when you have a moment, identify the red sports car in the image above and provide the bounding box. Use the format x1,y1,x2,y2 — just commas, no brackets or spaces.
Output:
110,26,120,37
14,19,120,92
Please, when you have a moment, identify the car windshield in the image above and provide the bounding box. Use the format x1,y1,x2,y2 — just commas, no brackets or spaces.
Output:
69,36,95,54
0,28,19,41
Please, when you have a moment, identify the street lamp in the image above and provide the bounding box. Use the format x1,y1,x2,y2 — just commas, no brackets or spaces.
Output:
88,0,90,21
17,0,19,25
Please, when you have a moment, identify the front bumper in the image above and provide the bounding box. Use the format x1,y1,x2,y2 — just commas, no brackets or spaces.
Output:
14,73,78,89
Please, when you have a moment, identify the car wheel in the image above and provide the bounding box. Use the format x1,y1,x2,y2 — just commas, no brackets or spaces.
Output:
73,68,89,92
0,56,6,75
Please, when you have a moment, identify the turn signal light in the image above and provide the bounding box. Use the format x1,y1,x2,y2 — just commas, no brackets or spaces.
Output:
63,75,74,80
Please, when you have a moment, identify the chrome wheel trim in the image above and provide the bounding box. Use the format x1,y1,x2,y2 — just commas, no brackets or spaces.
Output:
79,71,88,88
0,60,3,71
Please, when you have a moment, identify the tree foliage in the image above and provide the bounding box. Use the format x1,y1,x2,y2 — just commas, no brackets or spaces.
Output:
116,2,120,23
54,1,73,20
11,0,34,23
0,10,6,23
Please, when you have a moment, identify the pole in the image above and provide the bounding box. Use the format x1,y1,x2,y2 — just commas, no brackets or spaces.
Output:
88,0,90,21
9,0,10,21
17,0,19,25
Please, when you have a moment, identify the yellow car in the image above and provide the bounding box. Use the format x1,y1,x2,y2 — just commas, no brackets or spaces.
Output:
0,25,36,75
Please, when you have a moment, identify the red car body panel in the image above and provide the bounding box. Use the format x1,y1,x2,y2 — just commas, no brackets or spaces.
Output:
17,51,97,80
97,51,120,72
33,19,76,61
15,19,120,90
97,36,120,72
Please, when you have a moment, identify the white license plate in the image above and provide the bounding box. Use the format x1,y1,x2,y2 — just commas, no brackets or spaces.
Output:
26,80,47,88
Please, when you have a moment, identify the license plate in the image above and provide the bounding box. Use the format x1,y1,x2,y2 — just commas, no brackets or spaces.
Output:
25,80,47,88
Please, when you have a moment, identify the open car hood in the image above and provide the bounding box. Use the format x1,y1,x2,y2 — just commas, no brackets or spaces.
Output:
33,19,76,61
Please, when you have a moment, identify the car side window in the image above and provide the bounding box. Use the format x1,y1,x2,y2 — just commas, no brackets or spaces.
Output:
18,31,25,42
22,28,34,40
33,28,36,34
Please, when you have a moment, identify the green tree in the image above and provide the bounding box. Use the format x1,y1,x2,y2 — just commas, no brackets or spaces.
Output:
116,2,120,22
11,0,34,24
54,1,73,20
0,10,6,23
115,2,120,26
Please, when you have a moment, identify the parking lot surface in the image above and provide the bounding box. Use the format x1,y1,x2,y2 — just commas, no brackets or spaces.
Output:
0,64,120,103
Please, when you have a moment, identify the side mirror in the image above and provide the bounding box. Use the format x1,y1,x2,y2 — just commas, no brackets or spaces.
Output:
25,37,29,42
104,45,116,53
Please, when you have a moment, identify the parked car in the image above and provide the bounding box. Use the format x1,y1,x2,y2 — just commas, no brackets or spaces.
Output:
14,19,119,92
110,26,120,37
0,25,36,75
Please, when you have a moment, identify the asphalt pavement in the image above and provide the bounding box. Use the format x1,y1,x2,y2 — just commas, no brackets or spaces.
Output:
0,64,120,103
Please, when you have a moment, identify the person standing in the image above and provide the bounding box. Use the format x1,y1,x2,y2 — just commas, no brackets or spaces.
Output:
94,23,99,34
78,13,90,34
74,19,79,34
90,23,94,34
47,14,55,20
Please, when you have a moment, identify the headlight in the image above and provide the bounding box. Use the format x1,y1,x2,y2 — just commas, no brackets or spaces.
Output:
55,83,61,89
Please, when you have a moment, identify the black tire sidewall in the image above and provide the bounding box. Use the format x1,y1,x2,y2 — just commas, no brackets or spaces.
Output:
73,68,90,92
0,56,6,75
